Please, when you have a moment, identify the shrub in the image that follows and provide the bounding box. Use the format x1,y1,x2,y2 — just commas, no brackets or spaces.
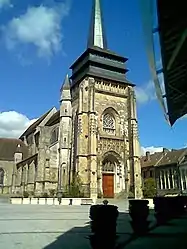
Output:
143,178,156,198
128,191,135,199
48,189,56,197
23,191,29,198
66,175,84,198
41,192,49,198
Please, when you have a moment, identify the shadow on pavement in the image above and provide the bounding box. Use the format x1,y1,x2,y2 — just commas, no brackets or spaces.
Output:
43,211,132,249
43,210,156,249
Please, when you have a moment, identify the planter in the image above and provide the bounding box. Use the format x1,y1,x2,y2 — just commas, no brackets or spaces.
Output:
89,204,118,245
54,198,59,205
30,198,38,205
90,205,118,238
22,198,31,205
11,198,23,204
38,198,47,205
61,199,70,205
47,198,54,205
154,197,174,224
129,200,149,235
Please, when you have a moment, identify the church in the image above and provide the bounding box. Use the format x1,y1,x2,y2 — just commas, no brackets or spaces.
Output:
0,0,142,199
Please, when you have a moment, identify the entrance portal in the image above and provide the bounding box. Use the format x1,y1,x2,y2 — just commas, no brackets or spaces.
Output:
102,174,114,198
102,152,121,198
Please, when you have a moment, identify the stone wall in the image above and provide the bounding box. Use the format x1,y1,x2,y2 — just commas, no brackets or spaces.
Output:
0,160,14,194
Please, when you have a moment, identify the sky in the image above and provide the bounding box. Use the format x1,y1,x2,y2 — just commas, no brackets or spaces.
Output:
0,0,187,154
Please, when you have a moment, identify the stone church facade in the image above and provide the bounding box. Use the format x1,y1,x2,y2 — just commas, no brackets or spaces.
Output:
0,0,142,199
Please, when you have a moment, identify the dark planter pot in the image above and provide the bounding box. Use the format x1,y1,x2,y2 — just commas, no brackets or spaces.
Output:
89,204,118,248
154,197,176,224
129,200,149,235
175,196,186,216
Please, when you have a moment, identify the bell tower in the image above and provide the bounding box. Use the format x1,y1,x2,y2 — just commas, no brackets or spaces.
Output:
69,0,142,199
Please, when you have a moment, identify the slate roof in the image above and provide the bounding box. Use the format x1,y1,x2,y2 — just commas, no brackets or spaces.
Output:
19,108,53,139
0,138,28,161
141,148,187,168
45,110,60,126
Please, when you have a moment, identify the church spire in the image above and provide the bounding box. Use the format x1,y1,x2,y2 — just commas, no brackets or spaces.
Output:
87,0,107,49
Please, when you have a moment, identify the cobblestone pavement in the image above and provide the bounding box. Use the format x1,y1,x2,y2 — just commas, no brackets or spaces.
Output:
0,200,154,249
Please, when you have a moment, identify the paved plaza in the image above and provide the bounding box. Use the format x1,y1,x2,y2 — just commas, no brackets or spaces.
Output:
1,200,186,249
0,200,134,249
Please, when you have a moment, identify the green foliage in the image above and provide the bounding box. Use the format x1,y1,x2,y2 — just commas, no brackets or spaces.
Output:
143,178,156,198
128,191,135,199
23,191,29,198
65,175,84,198
41,192,49,198
48,189,56,197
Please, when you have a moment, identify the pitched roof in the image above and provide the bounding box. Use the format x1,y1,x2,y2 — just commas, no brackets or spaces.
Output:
19,108,53,138
141,148,187,168
46,110,60,126
0,138,28,161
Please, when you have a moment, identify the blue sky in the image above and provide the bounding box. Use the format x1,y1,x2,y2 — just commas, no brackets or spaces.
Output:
0,0,187,152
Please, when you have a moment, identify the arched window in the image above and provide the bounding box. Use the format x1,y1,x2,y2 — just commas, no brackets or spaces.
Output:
0,168,4,186
103,113,115,134
50,127,59,145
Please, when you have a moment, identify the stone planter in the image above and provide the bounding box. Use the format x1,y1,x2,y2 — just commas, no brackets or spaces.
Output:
61,199,70,205
22,198,31,205
129,199,149,235
154,197,173,224
47,198,54,205
89,204,118,249
11,198,23,204
30,198,38,205
54,198,59,205
174,196,186,216
38,198,47,205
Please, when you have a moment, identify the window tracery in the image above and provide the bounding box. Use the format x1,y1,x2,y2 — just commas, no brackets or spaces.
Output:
103,113,115,134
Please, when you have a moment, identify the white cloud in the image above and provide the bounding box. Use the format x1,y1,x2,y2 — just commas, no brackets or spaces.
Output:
135,73,165,105
135,80,156,104
2,1,70,58
0,0,11,9
141,146,163,156
0,111,37,138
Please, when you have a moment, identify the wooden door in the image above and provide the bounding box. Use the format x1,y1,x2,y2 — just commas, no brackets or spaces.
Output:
102,174,114,198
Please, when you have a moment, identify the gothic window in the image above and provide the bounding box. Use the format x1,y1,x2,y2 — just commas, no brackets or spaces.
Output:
0,168,4,186
50,127,59,145
103,113,115,134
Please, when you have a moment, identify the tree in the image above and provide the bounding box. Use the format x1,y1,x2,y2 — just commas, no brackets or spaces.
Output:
143,178,156,198
66,174,83,197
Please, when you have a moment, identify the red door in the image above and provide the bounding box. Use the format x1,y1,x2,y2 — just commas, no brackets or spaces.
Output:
102,174,114,198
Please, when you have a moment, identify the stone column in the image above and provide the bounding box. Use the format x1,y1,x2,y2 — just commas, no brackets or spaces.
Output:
159,171,163,190
162,170,167,189
167,170,170,189
88,78,97,199
171,169,175,189
128,87,142,199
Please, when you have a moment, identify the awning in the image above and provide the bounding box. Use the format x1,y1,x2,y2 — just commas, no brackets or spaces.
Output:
140,0,187,126
157,0,187,125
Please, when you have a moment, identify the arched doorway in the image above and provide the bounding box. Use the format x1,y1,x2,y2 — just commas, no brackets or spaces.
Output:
102,153,120,198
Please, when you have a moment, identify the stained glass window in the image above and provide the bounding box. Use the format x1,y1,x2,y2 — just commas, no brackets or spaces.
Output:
103,113,115,134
